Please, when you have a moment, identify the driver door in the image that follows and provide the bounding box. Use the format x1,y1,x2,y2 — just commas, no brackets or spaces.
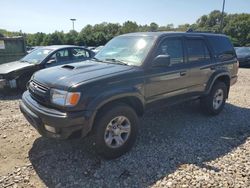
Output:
145,37,189,103
45,49,71,67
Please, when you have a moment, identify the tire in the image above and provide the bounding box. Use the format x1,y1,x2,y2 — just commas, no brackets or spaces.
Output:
92,103,138,159
200,81,227,115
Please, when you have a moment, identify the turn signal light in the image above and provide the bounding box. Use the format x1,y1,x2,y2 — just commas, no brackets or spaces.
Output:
67,92,81,106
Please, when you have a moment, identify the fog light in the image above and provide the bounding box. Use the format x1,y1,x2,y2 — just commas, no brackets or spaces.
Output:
44,125,56,133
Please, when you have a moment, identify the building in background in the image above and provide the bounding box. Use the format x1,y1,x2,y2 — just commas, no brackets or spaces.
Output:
0,36,26,64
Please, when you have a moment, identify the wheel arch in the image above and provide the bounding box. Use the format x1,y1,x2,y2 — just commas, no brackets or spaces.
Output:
95,95,145,117
205,71,231,98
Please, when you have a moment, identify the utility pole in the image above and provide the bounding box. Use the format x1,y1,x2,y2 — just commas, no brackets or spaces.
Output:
220,0,226,33
70,18,76,31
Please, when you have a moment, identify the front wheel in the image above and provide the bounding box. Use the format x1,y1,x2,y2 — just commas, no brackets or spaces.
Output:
92,103,139,159
200,81,227,115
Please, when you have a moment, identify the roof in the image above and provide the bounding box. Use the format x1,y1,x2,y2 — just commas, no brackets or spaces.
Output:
41,45,77,50
120,32,184,37
120,31,227,38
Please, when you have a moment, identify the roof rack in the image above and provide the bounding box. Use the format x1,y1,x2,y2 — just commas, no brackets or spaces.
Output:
186,29,219,34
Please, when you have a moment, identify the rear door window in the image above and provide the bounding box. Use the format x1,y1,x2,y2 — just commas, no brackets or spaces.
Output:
71,48,90,60
186,39,211,63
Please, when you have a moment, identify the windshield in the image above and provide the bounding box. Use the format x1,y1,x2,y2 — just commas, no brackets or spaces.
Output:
21,48,52,64
95,36,155,66
235,47,250,54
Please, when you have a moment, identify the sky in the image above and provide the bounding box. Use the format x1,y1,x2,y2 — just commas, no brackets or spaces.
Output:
1,0,250,34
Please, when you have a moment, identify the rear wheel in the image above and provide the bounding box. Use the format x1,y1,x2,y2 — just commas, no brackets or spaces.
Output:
92,103,138,159
201,81,227,115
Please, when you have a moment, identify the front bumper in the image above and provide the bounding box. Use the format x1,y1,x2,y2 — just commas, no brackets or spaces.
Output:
20,91,94,139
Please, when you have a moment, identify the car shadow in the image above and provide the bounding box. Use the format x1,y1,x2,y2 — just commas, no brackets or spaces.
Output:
28,101,250,187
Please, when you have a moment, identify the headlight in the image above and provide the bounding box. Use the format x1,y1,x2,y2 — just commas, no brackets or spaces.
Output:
50,89,81,107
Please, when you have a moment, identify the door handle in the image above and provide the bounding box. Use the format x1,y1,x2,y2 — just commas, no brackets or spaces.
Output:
180,71,187,76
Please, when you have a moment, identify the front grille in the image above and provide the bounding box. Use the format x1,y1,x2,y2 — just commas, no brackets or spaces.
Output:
29,80,50,105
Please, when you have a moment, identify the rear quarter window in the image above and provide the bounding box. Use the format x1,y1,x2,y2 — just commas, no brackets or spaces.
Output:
207,36,236,61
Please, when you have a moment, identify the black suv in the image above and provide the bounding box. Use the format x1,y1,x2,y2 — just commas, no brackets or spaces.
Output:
20,32,238,159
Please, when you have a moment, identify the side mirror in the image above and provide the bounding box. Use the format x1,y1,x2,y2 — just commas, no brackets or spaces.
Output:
153,55,170,67
47,58,56,64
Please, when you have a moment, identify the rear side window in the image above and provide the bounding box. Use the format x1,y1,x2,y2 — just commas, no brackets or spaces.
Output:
156,38,184,65
72,48,90,59
207,36,235,61
186,39,211,63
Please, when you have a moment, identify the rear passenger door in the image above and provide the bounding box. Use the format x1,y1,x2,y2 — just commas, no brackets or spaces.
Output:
183,36,213,93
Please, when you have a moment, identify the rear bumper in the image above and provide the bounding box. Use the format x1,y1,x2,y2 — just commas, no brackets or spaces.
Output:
20,91,94,139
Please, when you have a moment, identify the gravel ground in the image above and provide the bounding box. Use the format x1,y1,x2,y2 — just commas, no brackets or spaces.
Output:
0,68,250,188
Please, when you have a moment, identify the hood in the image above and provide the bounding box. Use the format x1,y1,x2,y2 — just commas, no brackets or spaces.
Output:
0,61,35,75
33,60,135,90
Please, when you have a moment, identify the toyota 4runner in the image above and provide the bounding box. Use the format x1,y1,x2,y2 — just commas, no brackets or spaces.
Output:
20,32,238,159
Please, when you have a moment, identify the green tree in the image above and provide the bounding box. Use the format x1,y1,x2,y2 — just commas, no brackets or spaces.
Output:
178,24,191,31
78,25,95,46
93,32,106,46
103,23,121,41
196,10,227,32
50,31,65,45
138,24,149,32
223,14,250,46
64,30,78,45
26,32,46,46
149,22,158,32
121,21,139,33
2,10,250,47
41,34,52,45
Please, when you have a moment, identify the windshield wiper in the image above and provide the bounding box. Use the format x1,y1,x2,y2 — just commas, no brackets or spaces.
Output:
91,57,103,62
105,58,128,66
